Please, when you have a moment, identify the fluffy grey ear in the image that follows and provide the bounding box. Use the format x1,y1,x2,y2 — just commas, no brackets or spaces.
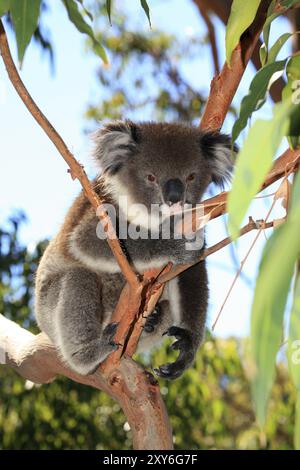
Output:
199,132,237,188
92,121,141,174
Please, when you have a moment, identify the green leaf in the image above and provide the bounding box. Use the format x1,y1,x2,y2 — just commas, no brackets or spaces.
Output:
281,0,300,6
140,0,151,27
62,0,107,64
106,0,112,25
295,392,300,450
288,271,300,391
225,0,261,65
232,59,287,143
75,0,93,21
259,43,267,66
228,99,293,240
250,176,300,426
267,32,292,64
10,0,41,65
0,0,10,17
282,55,300,148
262,0,300,64
262,16,279,60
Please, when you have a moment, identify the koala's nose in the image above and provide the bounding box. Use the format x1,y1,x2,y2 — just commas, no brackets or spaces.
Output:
163,178,184,205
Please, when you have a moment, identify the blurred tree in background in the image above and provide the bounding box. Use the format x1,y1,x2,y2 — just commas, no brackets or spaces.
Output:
0,214,296,449
84,2,222,125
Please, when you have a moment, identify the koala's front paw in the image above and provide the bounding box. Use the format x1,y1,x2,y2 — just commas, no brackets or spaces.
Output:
154,326,195,380
68,322,119,375
143,304,162,333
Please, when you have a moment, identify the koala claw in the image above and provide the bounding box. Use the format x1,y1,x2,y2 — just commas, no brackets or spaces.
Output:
154,326,195,380
143,304,162,333
104,322,120,350
103,322,118,338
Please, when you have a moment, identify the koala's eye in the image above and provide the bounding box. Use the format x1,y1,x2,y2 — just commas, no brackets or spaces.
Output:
146,174,156,183
186,173,196,182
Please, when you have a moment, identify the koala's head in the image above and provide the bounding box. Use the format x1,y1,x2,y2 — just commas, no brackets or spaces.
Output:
93,121,235,227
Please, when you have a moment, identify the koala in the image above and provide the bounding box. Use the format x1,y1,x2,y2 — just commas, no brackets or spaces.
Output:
35,121,234,380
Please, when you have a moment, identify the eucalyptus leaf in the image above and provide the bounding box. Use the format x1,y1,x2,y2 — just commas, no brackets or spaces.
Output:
282,55,300,148
62,0,107,64
232,59,287,142
10,0,41,65
259,43,267,66
225,0,261,65
288,271,300,391
75,0,93,21
267,32,292,64
0,0,10,17
262,0,300,63
295,392,300,450
250,173,300,426
140,0,151,27
106,0,112,25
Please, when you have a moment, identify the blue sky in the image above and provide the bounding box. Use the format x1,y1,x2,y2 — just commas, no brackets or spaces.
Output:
0,0,291,337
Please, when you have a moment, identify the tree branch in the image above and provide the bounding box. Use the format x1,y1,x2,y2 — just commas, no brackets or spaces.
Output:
200,0,273,131
197,2,220,74
0,314,173,450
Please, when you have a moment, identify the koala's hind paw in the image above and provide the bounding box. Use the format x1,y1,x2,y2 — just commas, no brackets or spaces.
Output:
143,304,162,333
67,322,119,375
153,326,195,380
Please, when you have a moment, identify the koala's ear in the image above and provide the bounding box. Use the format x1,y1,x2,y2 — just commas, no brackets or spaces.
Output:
199,131,237,188
92,121,141,174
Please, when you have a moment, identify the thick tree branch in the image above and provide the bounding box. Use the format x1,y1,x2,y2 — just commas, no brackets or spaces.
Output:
0,314,173,450
200,0,272,131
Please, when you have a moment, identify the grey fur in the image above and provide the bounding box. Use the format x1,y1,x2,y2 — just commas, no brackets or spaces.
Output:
35,121,234,379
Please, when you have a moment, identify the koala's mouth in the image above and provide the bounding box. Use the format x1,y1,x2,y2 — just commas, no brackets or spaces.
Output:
159,200,196,219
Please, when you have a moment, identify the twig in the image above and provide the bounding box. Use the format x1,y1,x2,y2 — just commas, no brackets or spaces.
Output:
202,218,274,260
212,160,296,330
212,203,276,331
158,218,274,284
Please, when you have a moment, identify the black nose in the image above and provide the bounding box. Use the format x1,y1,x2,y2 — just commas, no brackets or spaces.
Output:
163,178,184,205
